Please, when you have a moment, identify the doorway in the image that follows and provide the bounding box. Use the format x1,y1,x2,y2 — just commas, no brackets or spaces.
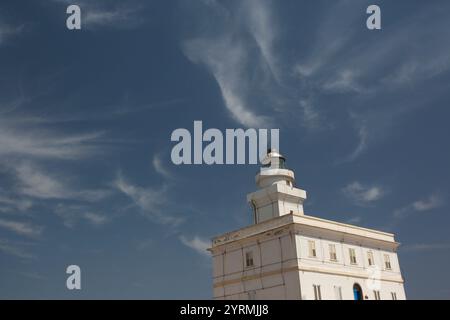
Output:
353,283,363,300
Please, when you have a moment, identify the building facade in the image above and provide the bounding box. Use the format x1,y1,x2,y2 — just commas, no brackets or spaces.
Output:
209,150,406,300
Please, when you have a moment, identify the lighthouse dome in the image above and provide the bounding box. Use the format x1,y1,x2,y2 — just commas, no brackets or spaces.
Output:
256,149,295,188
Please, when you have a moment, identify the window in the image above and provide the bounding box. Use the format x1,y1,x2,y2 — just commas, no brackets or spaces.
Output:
367,251,374,266
245,251,254,267
374,290,381,300
384,254,392,270
329,244,337,261
349,248,357,264
308,240,317,258
391,292,397,300
313,285,322,300
334,286,343,300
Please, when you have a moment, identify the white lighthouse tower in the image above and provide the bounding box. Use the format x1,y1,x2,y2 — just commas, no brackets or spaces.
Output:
209,150,406,300
247,149,307,223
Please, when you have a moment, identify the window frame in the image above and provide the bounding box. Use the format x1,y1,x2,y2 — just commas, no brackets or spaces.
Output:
313,284,322,300
334,285,343,300
329,244,337,261
245,251,254,268
384,254,392,270
374,290,381,300
349,248,357,265
367,251,374,266
308,240,317,258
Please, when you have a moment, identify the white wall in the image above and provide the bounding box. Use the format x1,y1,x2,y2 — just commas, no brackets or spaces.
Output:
299,271,406,300
212,229,406,300
212,232,301,299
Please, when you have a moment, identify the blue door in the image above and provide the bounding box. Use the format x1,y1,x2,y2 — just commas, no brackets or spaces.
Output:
353,284,363,300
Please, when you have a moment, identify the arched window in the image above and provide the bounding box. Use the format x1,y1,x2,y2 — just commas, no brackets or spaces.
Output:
353,283,363,300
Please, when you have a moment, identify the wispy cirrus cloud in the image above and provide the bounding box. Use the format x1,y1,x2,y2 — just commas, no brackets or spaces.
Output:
242,0,280,82
293,1,450,161
114,173,183,227
84,6,142,29
182,0,280,128
183,36,270,128
119,152,213,257
83,212,108,225
342,181,384,206
182,0,450,164
152,153,173,180
0,121,103,160
394,193,444,219
179,235,210,256
0,195,33,213
54,204,109,228
10,162,111,202
0,104,112,236
0,218,43,238
412,195,445,212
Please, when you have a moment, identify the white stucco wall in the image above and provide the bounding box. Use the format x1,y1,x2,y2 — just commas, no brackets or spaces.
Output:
211,216,406,300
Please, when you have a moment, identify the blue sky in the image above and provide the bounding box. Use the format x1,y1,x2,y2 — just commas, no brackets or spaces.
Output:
0,0,449,299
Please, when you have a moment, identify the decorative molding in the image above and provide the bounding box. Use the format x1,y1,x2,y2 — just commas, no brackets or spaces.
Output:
213,265,404,289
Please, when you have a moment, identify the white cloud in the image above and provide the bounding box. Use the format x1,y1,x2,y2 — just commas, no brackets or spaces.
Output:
0,112,113,232
322,70,364,94
54,204,109,228
345,118,369,163
11,162,111,202
84,6,141,28
0,218,43,238
293,3,450,161
343,181,384,205
412,194,444,211
114,174,165,209
0,196,33,213
82,212,108,225
0,122,103,160
243,0,279,81
298,99,326,131
394,193,444,219
182,0,282,128
114,173,183,227
14,162,70,199
52,0,142,29
0,107,115,242
179,235,210,256
184,36,269,128
152,153,172,179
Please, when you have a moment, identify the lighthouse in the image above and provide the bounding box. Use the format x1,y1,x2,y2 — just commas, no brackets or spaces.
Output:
247,149,307,223
209,150,406,300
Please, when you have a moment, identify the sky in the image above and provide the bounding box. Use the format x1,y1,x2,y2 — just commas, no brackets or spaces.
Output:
0,0,449,299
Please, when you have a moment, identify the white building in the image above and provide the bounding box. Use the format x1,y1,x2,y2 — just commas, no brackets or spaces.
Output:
209,150,406,300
